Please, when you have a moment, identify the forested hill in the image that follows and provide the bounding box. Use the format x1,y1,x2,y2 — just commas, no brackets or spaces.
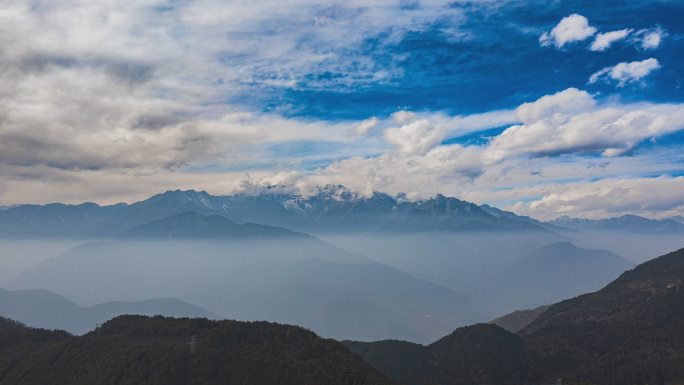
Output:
0,315,395,385
520,247,684,384
345,247,684,385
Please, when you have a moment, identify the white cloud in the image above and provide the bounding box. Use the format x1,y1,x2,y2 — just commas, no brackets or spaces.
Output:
489,88,684,159
384,123,444,155
245,89,684,211
589,58,661,86
515,88,595,124
2,87,684,221
590,28,632,51
355,117,380,135
638,26,665,49
507,176,684,220
0,0,471,172
540,14,597,48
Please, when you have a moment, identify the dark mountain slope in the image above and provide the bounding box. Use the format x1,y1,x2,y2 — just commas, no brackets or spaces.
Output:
346,247,684,385
0,315,396,385
521,247,684,385
344,324,530,385
0,288,216,334
490,305,549,333
0,316,69,348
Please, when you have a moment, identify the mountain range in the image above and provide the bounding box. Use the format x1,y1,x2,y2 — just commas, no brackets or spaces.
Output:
4,218,485,342
0,186,551,238
3,246,684,385
1,209,635,341
1,185,680,345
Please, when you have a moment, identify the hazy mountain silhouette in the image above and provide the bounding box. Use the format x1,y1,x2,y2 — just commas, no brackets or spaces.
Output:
478,241,633,313
6,238,483,343
0,315,395,385
0,288,216,334
119,211,313,240
551,214,684,234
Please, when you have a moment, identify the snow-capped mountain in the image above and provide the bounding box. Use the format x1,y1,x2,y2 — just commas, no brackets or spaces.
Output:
0,185,549,238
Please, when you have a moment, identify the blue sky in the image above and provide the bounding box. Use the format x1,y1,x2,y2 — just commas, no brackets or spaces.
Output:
252,0,684,119
0,0,683,219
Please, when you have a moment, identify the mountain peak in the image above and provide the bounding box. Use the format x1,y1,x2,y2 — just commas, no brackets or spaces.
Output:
313,184,362,201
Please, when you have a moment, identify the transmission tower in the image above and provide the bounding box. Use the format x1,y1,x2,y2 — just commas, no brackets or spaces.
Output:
187,335,199,353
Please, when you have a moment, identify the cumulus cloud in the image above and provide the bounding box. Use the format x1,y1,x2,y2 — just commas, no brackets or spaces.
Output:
383,114,445,155
589,58,661,86
590,28,632,51
241,89,684,207
515,88,596,124
489,87,684,159
637,26,665,49
540,14,597,48
507,176,684,220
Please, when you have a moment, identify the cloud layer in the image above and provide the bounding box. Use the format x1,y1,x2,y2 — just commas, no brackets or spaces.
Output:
0,1,682,221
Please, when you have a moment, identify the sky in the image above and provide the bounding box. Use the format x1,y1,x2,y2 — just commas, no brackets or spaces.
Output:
0,0,683,220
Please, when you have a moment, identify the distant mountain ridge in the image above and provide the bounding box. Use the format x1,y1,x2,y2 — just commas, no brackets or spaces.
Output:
0,288,216,334
0,186,550,238
6,238,483,343
478,241,633,312
118,211,313,240
551,214,684,234
671,215,684,224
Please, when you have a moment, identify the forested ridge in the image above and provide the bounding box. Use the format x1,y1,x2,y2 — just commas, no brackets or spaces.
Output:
0,315,395,385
